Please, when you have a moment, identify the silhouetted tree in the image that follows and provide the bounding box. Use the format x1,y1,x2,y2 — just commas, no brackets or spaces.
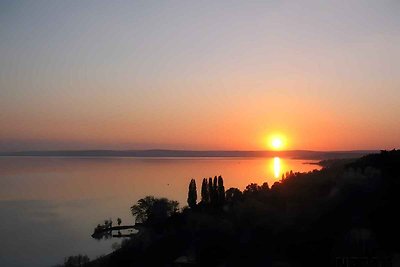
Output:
150,198,179,224
131,196,155,223
225,187,243,203
244,183,260,194
208,177,214,203
211,176,218,204
218,176,225,204
260,182,269,191
131,196,179,224
103,219,112,229
188,179,197,208
201,178,209,203
117,217,122,226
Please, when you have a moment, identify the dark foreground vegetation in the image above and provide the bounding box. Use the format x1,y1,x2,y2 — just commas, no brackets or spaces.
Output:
59,150,400,267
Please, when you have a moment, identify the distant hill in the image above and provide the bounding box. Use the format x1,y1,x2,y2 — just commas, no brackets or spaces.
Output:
0,149,377,160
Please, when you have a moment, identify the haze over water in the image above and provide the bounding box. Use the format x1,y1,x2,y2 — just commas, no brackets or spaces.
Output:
0,156,318,267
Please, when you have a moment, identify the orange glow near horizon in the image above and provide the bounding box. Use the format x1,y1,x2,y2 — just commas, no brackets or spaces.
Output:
1,2,399,153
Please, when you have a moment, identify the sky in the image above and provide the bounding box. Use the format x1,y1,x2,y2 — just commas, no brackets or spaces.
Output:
0,0,399,151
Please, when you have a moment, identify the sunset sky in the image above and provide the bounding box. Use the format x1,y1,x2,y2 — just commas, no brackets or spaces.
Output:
1,1,399,151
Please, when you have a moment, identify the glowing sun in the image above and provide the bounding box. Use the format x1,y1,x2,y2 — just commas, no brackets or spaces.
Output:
271,138,283,149
268,135,286,150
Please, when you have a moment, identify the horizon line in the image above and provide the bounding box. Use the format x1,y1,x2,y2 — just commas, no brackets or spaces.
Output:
0,149,383,161
0,148,382,153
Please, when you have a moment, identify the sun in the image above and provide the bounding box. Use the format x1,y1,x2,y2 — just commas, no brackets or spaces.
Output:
268,135,286,150
271,138,283,150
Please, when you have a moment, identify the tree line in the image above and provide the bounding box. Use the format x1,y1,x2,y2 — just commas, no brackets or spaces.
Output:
72,150,400,267
188,175,226,208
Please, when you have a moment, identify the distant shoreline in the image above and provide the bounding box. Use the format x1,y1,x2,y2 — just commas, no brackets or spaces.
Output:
0,149,377,160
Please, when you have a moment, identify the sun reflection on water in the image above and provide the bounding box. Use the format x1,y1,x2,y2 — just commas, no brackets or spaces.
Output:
273,157,281,179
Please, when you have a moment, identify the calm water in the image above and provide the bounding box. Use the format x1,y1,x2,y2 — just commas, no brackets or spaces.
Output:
0,157,320,267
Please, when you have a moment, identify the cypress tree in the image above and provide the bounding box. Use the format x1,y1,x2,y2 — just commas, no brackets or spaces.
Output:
212,176,218,204
201,178,209,203
218,175,225,204
208,177,214,204
187,179,197,209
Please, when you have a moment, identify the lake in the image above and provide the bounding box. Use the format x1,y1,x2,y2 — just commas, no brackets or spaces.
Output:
0,156,320,267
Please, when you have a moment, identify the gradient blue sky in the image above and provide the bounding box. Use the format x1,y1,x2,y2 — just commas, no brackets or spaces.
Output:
1,0,399,151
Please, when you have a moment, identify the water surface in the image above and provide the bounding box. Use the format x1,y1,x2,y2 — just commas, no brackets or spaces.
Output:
0,157,320,266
